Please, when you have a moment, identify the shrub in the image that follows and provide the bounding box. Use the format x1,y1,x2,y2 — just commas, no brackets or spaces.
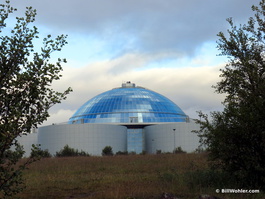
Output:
115,151,128,155
102,146,113,156
185,168,235,190
194,146,207,154
173,146,186,154
194,1,265,189
55,145,89,157
30,145,52,158
156,150,162,154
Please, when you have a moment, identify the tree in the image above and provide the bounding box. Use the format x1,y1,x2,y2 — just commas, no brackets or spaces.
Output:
0,1,72,197
55,145,90,157
30,145,52,158
195,0,265,189
102,146,113,156
173,146,186,154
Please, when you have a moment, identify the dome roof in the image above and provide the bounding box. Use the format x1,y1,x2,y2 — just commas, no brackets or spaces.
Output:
69,82,188,124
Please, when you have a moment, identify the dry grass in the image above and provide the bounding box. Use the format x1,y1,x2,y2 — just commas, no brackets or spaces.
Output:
17,153,263,199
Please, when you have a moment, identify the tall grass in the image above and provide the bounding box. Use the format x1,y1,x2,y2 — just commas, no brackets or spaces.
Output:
17,153,263,199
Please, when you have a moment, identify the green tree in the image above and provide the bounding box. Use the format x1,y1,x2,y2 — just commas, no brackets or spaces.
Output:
55,145,89,157
102,146,113,156
0,1,72,197
30,145,52,158
195,0,265,189
173,146,186,154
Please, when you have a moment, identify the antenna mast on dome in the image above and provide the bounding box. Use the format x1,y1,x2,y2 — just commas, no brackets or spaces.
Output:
122,81,136,88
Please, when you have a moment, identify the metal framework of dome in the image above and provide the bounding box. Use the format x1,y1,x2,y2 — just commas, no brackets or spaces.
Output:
69,81,188,124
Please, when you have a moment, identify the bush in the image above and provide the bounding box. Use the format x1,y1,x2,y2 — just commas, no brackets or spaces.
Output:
116,151,128,155
194,1,265,189
102,146,113,156
55,145,90,157
194,146,207,154
156,150,162,154
185,168,235,190
30,145,52,158
173,146,186,154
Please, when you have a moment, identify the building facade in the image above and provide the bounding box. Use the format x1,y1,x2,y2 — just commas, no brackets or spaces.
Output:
18,82,200,156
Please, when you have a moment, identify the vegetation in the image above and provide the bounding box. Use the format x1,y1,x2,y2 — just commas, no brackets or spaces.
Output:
17,154,263,199
173,146,186,154
0,1,71,197
115,151,128,155
55,145,90,157
101,146,114,156
30,145,52,158
195,0,265,190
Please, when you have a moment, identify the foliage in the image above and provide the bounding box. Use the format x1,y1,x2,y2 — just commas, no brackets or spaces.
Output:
193,146,207,154
0,0,71,197
0,143,31,198
140,150,146,155
30,145,52,158
156,149,162,154
195,0,265,189
185,168,235,190
115,151,128,155
101,146,113,156
55,145,90,157
173,146,186,154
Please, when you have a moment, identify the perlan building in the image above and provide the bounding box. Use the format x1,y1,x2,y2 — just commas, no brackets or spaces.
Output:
19,82,200,156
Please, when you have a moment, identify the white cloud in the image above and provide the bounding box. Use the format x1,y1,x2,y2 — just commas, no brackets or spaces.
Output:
42,109,76,126
43,52,226,126
6,0,252,125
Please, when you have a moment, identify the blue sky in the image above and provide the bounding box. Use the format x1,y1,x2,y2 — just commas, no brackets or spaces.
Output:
5,0,260,125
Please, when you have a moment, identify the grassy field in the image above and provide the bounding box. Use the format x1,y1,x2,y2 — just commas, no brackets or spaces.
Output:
17,153,263,199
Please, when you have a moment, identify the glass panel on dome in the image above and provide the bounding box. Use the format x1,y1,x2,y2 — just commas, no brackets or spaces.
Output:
129,117,138,123
68,83,188,124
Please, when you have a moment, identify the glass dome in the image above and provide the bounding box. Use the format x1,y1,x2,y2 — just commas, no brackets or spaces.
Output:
69,82,188,124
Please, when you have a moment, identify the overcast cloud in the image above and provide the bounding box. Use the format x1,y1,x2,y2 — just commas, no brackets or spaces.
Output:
13,0,258,56
5,0,261,125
